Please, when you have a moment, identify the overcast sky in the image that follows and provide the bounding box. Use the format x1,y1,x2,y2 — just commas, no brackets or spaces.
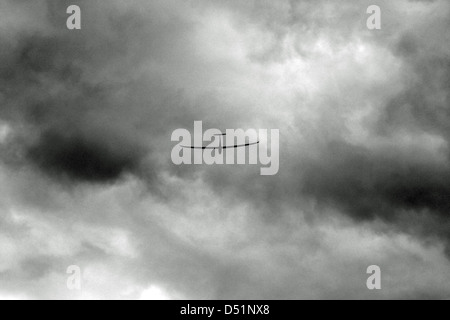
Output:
0,0,450,299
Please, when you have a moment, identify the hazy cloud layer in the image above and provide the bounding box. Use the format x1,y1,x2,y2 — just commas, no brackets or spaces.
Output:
0,0,449,299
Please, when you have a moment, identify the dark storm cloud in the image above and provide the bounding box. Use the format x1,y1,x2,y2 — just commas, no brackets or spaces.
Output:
299,12,450,251
301,140,450,233
0,1,157,184
1,0,450,300
0,34,140,182
26,129,144,183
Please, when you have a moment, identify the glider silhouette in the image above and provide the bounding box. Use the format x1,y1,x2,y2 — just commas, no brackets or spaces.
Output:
181,133,260,150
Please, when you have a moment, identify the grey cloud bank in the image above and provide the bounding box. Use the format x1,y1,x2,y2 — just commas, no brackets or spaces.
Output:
0,0,449,299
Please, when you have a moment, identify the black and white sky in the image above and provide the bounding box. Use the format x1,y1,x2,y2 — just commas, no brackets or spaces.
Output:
0,0,450,299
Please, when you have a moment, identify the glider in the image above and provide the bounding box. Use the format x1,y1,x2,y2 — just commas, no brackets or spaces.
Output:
181,133,260,150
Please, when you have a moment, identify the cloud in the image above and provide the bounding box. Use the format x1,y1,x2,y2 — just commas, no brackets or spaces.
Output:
26,129,144,183
0,0,449,300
